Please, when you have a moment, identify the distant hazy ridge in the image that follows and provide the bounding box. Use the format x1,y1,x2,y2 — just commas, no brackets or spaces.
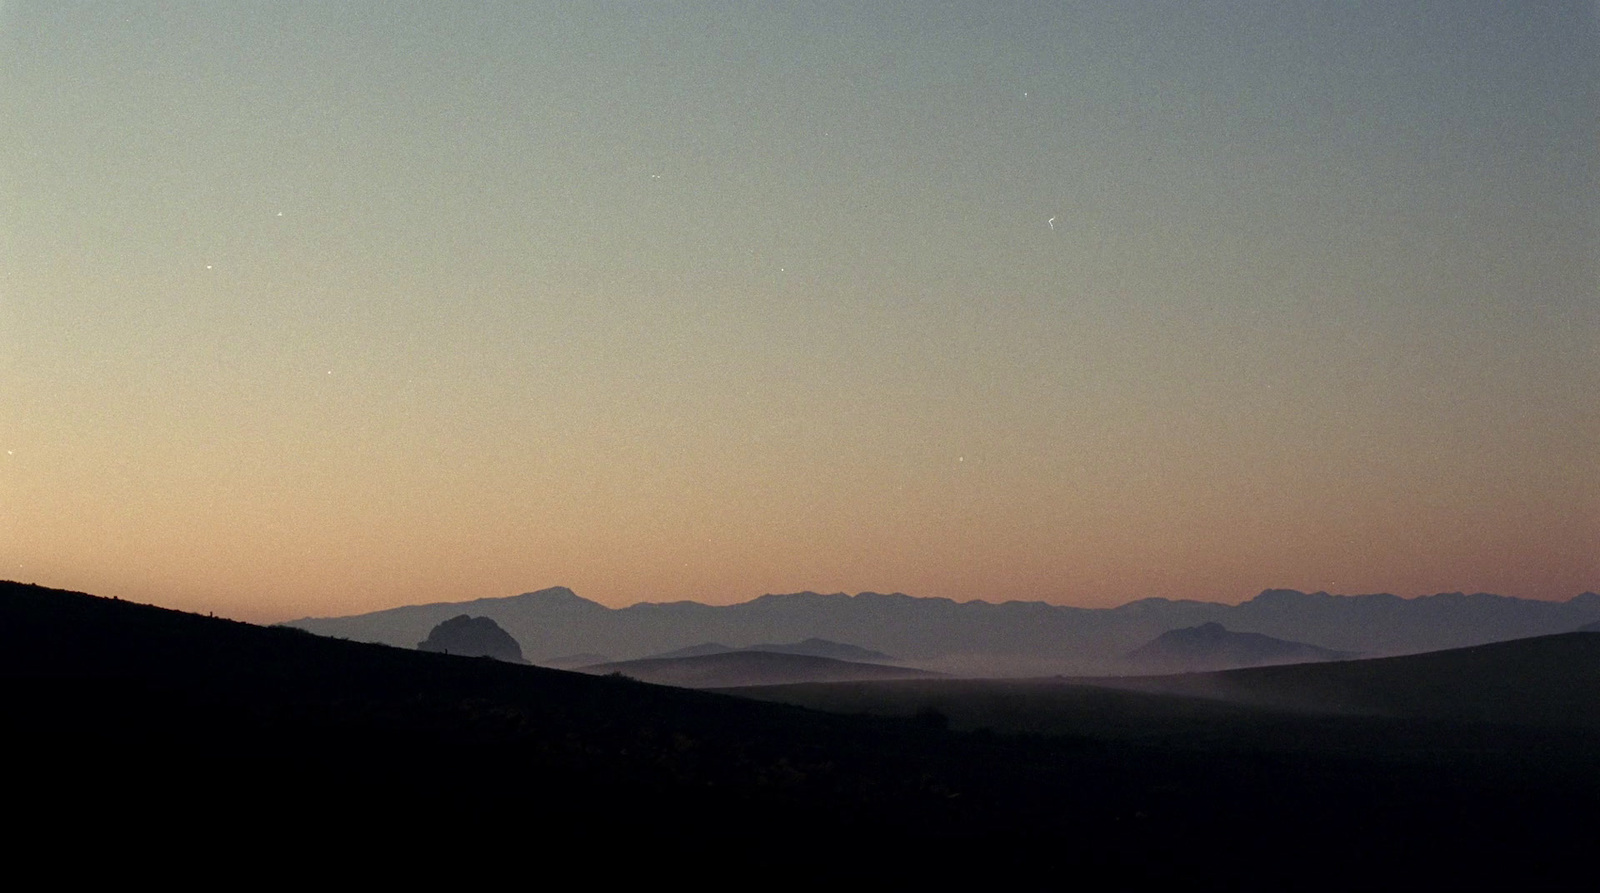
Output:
288,588,1600,676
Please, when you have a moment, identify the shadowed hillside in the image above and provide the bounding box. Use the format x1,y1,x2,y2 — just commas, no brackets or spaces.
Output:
732,632,1600,737
6,581,1596,887
1103,631,1600,728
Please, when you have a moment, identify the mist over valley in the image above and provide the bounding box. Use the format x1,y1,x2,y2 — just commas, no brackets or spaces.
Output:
291,586,1600,677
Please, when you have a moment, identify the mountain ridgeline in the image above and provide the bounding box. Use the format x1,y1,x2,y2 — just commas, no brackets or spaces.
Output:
288,587,1600,676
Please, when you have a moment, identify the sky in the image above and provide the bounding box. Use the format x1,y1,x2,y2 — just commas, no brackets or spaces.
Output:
3,2,1596,623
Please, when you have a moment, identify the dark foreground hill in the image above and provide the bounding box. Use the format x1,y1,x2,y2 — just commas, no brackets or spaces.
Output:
575,650,938,688
5,581,1597,887
1103,631,1600,728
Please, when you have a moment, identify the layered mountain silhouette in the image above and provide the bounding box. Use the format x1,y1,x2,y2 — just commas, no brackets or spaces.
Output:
645,637,895,663
1124,622,1355,674
417,614,526,663
740,631,1600,744
288,587,1600,676
576,650,937,688
1090,631,1600,728
539,651,611,669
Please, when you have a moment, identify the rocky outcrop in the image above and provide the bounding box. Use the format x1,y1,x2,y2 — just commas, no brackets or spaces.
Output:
417,615,526,663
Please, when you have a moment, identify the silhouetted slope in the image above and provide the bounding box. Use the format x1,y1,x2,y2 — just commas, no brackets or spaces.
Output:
746,638,896,662
1107,631,1600,729
1125,622,1354,673
6,581,1596,887
2,580,1019,858
577,650,938,688
416,614,526,662
646,641,740,659
742,633,1600,735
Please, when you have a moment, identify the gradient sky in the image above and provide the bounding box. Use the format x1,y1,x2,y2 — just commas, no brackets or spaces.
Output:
3,2,1596,622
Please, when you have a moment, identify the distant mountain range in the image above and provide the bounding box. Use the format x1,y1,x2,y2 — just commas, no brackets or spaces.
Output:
287,587,1600,676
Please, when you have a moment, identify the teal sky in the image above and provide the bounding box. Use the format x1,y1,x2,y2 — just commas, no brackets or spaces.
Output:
3,2,1596,621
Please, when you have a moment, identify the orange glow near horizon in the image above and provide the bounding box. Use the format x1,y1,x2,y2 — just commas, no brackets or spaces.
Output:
4,4,1596,623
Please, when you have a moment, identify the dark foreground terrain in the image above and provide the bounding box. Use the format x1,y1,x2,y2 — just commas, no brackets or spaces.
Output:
5,581,1596,888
